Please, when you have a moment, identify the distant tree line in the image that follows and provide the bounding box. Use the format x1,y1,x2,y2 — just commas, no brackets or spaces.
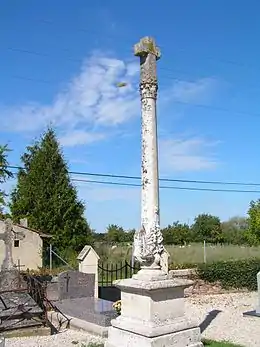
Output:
93,214,254,246
1,128,260,259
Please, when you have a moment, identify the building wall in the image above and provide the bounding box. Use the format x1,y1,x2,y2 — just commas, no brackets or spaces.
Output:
0,221,43,270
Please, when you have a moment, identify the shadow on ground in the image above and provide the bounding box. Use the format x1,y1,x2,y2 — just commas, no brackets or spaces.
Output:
200,309,222,333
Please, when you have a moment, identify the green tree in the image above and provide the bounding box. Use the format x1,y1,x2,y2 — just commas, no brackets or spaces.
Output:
0,145,13,218
246,200,260,245
221,216,248,245
162,222,191,245
106,224,125,244
124,229,135,243
10,128,92,255
192,213,223,244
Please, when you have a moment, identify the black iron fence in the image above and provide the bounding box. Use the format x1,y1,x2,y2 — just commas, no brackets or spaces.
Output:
98,260,140,286
98,261,140,302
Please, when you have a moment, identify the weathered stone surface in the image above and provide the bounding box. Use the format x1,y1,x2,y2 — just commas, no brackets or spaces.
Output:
0,218,25,271
0,270,27,291
133,37,166,273
105,37,203,347
0,291,45,334
0,292,42,320
55,297,117,327
114,277,193,292
47,271,95,301
106,326,203,347
106,277,202,347
244,271,260,318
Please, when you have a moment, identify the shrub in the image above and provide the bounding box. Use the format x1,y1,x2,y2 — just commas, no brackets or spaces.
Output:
197,258,260,290
169,262,198,270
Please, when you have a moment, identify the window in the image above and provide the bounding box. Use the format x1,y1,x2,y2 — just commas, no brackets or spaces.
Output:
14,240,20,248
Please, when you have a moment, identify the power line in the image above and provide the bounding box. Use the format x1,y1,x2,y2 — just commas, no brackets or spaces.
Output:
35,18,260,73
7,165,260,187
7,169,260,193
4,70,260,120
4,45,260,87
72,178,260,193
4,45,260,118
2,46,192,83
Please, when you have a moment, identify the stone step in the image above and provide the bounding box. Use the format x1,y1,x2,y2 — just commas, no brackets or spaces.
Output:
1,325,51,338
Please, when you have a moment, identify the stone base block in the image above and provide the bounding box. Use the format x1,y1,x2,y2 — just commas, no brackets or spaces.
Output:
105,325,203,347
106,275,203,347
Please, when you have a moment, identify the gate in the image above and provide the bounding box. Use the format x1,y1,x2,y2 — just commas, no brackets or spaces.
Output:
98,261,140,302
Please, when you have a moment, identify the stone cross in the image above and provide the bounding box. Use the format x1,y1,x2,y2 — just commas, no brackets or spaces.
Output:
133,37,168,279
0,218,25,271
64,272,70,293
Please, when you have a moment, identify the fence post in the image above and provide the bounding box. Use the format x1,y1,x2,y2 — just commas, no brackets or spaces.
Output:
106,263,109,286
203,240,207,264
111,263,114,285
125,260,128,278
49,244,52,273
101,263,104,287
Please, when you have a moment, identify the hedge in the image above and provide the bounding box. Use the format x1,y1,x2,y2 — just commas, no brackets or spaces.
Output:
197,258,260,291
169,262,198,270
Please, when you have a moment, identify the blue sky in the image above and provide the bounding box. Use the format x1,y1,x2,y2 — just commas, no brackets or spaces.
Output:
1,1,260,232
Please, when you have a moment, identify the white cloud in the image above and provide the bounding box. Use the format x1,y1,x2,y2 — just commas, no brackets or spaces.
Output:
59,130,106,147
0,51,218,151
159,137,218,172
167,78,218,104
0,53,140,143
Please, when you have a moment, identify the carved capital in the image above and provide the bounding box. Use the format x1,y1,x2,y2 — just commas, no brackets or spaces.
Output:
140,82,158,99
134,37,161,60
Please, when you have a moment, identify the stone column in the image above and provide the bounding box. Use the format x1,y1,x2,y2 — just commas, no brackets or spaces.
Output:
105,37,203,347
133,37,166,280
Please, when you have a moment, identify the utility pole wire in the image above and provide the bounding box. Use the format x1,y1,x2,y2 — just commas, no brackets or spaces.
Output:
6,165,260,187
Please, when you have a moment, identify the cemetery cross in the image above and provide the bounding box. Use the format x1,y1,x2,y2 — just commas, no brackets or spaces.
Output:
0,219,25,271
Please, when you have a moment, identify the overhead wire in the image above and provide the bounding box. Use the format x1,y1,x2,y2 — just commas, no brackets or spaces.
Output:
22,17,260,73
71,178,260,193
3,44,260,118
7,165,260,191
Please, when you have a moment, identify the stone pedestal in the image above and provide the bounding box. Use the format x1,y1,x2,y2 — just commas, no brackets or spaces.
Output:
105,277,203,347
243,271,260,318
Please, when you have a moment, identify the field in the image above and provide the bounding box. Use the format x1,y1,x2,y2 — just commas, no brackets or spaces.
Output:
96,243,260,266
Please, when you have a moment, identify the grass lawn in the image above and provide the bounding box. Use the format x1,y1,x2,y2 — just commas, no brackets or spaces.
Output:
96,243,260,266
203,339,243,347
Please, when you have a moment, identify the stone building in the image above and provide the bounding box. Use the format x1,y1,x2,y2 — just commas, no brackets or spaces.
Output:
0,218,51,270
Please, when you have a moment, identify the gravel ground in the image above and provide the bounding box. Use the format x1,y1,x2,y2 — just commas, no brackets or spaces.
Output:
3,292,260,347
5,330,105,347
186,292,260,347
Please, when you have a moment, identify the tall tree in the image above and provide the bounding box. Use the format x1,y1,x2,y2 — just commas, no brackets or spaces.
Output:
246,200,260,245
162,222,191,245
106,224,125,244
0,145,13,218
221,216,248,245
192,213,223,244
10,128,92,254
